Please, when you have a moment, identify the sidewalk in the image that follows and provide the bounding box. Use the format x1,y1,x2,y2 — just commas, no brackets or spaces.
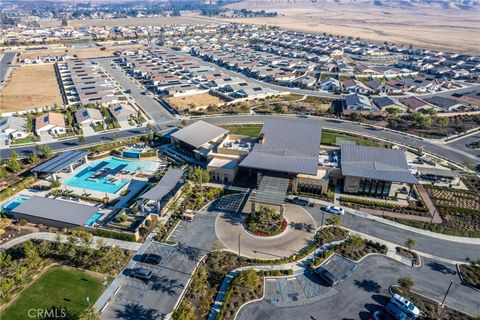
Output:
0,231,141,251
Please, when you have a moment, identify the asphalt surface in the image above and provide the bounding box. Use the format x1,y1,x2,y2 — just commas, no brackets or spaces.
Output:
96,58,177,127
200,114,479,166
237,255,480,320
446,132,480,158
100,198,220,320
0,127,149,159
305,207,480,262
0,52,18,87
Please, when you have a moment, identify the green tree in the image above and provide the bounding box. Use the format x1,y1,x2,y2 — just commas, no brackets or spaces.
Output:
437,117,450,128
66,112,73,128
348,234,364,251
27,152,39,164
0,166,9,179
189,167,210,201
37,144,52,158
7,151,22,172
78,135,86,144
238,269,259,288
398,277,414,291
25,113,33,132
326,215,342,226
405,238,416,250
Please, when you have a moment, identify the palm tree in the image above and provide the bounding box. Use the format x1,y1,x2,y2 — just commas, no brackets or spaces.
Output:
405,238,416,250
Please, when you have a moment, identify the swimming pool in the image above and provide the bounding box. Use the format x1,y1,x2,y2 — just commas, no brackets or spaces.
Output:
63,156,158,194
123,148,143,159
85,212,103,227
1,195,29,213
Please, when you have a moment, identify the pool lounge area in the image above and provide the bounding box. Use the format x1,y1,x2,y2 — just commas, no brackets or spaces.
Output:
85,212,103,227
62,156,159,194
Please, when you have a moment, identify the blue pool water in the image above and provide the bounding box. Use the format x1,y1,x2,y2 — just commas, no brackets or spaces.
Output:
1,196,29,212
63,156,158,194
123,148,143,159
85,212,103,227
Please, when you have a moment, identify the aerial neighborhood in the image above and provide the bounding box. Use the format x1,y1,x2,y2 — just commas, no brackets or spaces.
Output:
0,1,479,320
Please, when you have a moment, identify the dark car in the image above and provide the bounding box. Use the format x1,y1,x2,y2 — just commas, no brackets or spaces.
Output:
130,267,153,281
314,267,339,287
142,253,162,265
125,89,132,94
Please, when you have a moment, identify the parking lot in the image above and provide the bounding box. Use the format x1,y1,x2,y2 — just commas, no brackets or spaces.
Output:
264,255,358,308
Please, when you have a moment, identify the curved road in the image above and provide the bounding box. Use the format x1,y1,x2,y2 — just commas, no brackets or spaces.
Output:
198,114,479,166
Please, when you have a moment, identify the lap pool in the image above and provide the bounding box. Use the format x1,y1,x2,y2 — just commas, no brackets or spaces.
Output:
62,156,158,194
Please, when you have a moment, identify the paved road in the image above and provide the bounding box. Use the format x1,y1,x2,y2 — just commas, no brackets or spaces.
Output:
446,132,480,158
100,197,221,319
0,127,149,159
237,255,480,319
215,199,317,259
200,114,479,166
304,207,480,262
0,52,18,88
97,58,177,127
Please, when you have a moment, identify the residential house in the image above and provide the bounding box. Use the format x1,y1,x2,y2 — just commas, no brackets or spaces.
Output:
109,104,136,123
34,112,66,135
372,97,407,112
344,93,374,111
398,97,439,112
319,77,340,91
74,108,104,126
0,116,28,139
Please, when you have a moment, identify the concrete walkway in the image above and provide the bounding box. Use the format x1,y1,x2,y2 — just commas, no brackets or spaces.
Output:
0,231,141,251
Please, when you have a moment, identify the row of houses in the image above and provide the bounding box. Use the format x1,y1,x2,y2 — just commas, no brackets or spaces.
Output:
0,104,137,141
118,49,279,100
57,59,119,105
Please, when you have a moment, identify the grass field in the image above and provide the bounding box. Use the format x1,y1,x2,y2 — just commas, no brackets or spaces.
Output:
321,130,386,147
0,64,63,113
164,93,226,111
0,266,112,319
226,124,262,137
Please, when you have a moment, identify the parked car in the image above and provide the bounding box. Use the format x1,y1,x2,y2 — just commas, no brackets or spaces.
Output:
142,253,162,265
130,267,153,281
290,196,310,206
326,205,345,215
125,89,132,94
387,294,420,320
313,267,339,287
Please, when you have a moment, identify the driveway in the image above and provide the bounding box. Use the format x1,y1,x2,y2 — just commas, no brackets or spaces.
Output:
237,255,480,320
215,200,317,260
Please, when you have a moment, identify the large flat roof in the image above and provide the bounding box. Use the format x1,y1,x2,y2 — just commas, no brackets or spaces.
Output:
340,145,418,184
240,119,322,175
171,120,228,148
140,168,183,201
33,151,88,174
13,196,98,226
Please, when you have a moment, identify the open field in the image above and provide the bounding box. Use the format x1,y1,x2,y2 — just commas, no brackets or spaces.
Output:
16,44,146,61
39,16,209,28
194,0,480,54
0,266,112,319
0,64,62,113
164,93,226,111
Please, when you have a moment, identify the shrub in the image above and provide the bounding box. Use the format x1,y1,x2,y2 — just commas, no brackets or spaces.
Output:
96,228,136,242
18,219,29,226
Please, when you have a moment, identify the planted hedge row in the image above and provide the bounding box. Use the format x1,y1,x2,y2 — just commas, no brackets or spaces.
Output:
96,228,137,242
0,176,37,202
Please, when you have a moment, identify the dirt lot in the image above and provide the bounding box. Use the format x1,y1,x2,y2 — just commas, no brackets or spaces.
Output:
0,64,63,113
200,0,480,54
18,44,146,61
164,93,226,111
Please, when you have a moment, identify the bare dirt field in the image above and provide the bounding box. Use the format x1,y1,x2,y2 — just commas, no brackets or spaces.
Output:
0,64,63,113
199,0,480,54
18,44,146,61
164,93,226,111
39,16,208,28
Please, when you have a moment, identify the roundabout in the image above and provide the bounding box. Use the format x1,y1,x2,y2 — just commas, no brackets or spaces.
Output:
215,202,318,260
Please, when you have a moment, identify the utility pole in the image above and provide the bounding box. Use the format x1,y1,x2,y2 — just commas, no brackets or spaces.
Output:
440,280,453,308
321,209,325,227
238,233,242,261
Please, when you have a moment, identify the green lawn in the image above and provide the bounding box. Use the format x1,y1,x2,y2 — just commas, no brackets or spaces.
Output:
321,130,386,147
226,124,262,137
12,136,37,145
0,266,112,319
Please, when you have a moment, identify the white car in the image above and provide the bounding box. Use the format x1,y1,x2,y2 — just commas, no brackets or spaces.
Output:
326,206,345,215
